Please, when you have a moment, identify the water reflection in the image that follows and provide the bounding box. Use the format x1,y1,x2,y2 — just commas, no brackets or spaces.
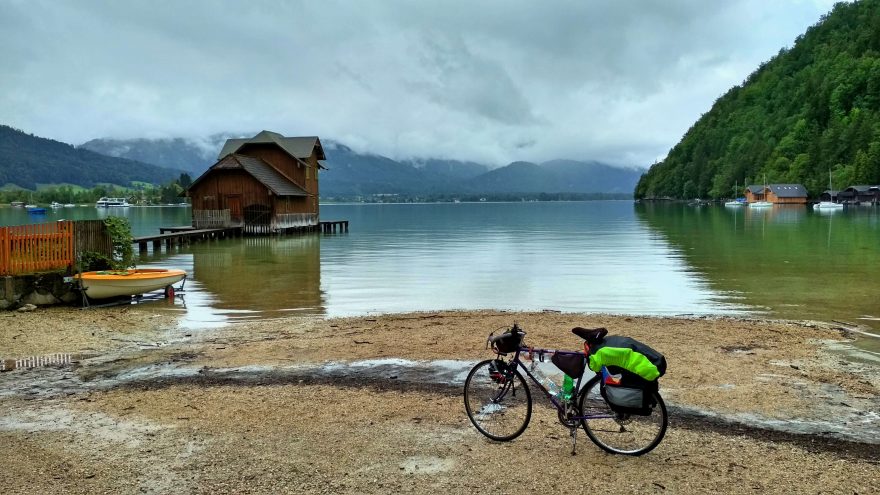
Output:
635,203,880,349
138,202,750,326
139,235,323,327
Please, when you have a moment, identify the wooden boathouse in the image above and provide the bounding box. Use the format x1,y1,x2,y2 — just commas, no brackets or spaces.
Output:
837,185,880,204
186,131,326,234
744,184,808,204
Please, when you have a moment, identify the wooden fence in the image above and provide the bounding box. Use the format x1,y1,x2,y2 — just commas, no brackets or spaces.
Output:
74,220,112,260
0,221,75,276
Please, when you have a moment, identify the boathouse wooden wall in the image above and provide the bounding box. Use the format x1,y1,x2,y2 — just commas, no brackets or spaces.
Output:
189,169,270,221
745,187,807,204
766,192,807,204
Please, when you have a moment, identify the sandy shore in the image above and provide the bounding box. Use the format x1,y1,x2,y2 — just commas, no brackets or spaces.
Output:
1,308,878,494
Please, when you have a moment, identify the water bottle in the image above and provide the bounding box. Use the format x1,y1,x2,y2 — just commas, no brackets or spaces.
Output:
562,374,574,401
530,360,561,397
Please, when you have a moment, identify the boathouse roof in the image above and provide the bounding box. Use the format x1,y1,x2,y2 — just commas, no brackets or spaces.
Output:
768,184,807,197
841,185,880,192
191,154,308,197
218,131,326,161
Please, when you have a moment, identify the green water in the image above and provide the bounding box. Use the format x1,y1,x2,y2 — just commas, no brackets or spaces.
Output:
2,202,878,354
635,203,880,344
0,205,191,237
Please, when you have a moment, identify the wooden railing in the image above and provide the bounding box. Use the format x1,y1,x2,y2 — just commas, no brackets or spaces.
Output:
193,209,233,228
0,221,75,276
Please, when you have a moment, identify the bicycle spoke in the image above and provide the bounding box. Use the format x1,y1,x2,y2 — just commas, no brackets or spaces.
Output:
578,376,667,456
464,360,532,441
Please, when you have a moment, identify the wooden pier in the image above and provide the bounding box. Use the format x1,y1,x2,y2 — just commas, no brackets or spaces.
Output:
134,227,242,254
135,220,348,254
319,220,349,234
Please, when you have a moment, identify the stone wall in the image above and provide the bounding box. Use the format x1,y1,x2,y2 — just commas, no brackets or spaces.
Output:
1,273,79,310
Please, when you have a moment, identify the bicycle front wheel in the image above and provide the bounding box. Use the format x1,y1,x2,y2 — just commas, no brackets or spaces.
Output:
464,359,532,441
578,375,667,455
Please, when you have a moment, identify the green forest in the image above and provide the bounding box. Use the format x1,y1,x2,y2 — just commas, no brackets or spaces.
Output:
635,0,880,200
0,125,182,190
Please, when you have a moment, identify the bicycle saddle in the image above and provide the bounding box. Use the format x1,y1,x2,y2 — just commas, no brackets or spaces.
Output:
572,327,608,345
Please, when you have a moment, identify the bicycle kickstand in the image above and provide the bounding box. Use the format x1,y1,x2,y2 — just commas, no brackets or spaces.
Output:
569,425,578,455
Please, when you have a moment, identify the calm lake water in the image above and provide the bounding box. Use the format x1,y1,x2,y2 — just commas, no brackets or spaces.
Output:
1,202,878,352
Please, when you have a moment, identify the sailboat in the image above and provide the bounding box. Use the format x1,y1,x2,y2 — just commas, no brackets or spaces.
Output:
724,181,744,207
813,170,844,210
750,175,773,208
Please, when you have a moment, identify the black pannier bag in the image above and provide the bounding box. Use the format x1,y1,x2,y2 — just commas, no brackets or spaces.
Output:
551,352,586,379
600,367,659,416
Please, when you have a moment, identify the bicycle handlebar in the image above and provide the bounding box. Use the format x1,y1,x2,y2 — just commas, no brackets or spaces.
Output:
487,323,525,345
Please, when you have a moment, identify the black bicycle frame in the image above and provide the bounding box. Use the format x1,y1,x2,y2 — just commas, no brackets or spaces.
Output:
506,345,610,421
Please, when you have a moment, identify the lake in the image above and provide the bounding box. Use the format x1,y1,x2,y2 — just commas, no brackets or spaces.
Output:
1,202,878,352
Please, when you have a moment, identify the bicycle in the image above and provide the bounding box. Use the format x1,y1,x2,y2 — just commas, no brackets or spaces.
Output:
463,323,668,456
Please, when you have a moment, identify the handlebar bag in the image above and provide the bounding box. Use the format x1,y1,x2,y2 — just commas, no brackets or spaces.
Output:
493,331,523,353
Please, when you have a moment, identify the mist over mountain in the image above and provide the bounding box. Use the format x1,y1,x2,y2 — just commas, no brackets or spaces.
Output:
78,134,644,197
80,133,246,175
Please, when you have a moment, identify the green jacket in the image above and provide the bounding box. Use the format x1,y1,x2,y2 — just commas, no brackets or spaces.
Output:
587,336,667,381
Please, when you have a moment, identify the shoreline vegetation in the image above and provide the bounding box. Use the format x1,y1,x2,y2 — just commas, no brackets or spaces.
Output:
0,308,877,493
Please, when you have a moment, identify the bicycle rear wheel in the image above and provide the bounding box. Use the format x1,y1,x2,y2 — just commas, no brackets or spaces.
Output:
578,375,667,455
464,359,532,441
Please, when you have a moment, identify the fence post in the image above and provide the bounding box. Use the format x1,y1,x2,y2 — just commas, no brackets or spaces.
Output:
1,227,8,276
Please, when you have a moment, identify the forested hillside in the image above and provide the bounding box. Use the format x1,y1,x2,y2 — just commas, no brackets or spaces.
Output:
0,125,182,189
635,0,880,199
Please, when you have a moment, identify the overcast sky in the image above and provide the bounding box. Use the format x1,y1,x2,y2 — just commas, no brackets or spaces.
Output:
0,0,842,167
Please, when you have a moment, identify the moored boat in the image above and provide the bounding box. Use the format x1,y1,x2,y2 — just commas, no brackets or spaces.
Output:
96,197,131,207
813,201,844,210
75,268,186,299
813,170,844,210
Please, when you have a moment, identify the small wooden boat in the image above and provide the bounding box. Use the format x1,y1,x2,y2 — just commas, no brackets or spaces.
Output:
76,268,186,299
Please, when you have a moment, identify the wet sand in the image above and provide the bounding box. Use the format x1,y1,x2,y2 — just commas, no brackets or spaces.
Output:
1,308,878,494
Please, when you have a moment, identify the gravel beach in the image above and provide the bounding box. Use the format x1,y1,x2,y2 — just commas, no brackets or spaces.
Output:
1,308,878,494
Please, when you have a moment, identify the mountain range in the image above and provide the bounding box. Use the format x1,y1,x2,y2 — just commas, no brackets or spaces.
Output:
81,136,645,197
0,125,182,190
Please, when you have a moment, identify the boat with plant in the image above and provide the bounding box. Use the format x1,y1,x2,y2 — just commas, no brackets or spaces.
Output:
75,268,186,299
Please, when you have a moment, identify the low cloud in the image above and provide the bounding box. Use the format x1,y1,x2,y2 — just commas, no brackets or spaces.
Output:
0,0,843,167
